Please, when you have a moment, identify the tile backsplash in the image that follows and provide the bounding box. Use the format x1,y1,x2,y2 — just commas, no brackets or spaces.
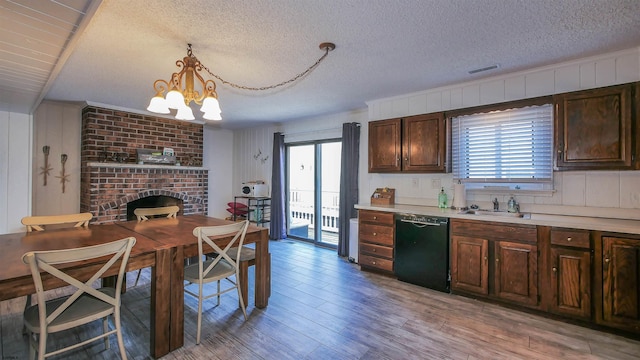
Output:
366,170,640,220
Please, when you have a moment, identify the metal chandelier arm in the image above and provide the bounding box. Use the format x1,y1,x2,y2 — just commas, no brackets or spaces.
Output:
192,42,336,92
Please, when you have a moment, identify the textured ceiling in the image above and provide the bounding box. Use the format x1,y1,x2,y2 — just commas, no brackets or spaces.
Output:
2,0,640,129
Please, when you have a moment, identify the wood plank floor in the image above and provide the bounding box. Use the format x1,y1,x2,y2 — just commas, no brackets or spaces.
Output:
2,239,640,359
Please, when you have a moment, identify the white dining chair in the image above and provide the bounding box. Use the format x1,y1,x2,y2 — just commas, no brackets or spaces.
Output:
184,220,250,345
132,205,179,286
22,237,136,360
21,212,92,232
133,205,179,221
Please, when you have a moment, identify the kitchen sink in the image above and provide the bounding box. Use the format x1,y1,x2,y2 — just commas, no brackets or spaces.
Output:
458,209,530,219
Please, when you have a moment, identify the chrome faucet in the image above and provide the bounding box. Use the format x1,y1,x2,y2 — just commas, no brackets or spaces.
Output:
492,198,499,211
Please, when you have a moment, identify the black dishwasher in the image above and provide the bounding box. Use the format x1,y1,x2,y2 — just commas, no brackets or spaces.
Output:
394,213,449,292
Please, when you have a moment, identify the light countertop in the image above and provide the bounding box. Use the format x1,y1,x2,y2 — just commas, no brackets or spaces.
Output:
355,203,640,235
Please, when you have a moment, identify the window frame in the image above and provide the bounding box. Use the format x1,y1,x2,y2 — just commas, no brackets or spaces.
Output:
448,96,554,189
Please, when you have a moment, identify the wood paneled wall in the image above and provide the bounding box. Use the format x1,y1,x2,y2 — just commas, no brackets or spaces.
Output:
32,101,82,216
0,111,31,234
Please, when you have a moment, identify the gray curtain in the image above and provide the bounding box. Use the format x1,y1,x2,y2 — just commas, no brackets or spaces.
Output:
338,122,360,257
269,132,286,240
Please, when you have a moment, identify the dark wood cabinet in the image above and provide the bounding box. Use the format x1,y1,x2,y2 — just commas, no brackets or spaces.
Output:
554,83,637,170
494,240,538,305
451,235,488,295
368,113,446,173
547,228,592,319
601,236,640,333
358,210,395,273
368,118,401,172
402,113,446,172
450,219,538,308
549,247,591,319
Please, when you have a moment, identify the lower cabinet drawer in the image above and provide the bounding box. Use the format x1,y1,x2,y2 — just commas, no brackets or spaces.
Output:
360,243,393,259
551,229,590,249
359,254,393,272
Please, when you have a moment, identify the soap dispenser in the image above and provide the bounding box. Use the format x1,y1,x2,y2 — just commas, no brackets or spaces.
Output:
438,187,448,208
507,196,518,213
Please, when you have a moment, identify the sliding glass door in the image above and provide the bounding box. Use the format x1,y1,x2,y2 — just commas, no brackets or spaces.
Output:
286,140,341,247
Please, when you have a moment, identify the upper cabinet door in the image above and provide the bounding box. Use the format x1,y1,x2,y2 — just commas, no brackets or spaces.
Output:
368,118,401,172
402,113,446,172
554,83,635,170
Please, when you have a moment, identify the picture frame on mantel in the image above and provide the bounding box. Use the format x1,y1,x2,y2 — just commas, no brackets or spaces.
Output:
136,148,176,165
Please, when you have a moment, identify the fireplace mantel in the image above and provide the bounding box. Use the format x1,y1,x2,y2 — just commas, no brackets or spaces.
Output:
87,162,206,171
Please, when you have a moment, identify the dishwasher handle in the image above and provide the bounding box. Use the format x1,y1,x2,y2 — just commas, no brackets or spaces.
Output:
399,218,441,227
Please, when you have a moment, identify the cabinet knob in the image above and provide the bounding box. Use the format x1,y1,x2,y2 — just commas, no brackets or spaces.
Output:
372,261,376,265
372,248,376,252
604,257,610,263
373,216,377,220
484,256,488,261
552,267,557,272
373,232,377,236
495,258,499,263
404,157,408,161
567,237,572,242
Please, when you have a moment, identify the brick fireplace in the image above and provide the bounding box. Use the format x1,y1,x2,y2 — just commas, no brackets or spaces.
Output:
80,106,208,223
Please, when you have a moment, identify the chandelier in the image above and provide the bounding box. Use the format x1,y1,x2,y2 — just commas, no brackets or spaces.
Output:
147,42,336,121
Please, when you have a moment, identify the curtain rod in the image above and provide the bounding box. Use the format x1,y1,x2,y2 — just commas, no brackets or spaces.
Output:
282,122,360,137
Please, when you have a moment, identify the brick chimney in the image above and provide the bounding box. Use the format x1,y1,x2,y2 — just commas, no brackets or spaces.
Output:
80,106,208,223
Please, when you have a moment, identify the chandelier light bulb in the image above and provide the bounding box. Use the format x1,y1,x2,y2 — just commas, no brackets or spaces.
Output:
147,95,170,114
165,89,186,110
175,105,195,120
200,96,221,114
203,111,222,121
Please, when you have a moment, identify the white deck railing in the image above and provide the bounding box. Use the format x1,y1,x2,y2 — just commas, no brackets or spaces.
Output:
289,190,340,233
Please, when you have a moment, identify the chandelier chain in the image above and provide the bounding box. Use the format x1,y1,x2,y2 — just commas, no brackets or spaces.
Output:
191,46,332,92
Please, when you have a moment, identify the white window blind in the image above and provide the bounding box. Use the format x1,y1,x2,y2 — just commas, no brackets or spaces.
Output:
451,104,553,183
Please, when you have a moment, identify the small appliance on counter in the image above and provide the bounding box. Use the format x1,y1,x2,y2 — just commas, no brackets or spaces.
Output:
241,181,269,197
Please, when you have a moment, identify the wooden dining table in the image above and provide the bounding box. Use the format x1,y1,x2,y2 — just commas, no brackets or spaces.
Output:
0,215,270,359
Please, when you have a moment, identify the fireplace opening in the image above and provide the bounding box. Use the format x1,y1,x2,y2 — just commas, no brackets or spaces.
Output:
126,196,183,221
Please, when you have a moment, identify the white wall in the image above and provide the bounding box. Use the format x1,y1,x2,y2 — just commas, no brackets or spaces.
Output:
204,125,235,218
231,110,368,203
364,47,640,220
0,111,32,234
32,101,83,215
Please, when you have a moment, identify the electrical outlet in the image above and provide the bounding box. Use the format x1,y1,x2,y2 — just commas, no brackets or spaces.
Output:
431,178,441,189
411,178,419,188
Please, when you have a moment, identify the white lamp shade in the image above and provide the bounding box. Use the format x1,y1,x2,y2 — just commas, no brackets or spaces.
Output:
203,111,222,121
200,96,221,114
147,96,170,114
165,90,185,110
175,105,195,120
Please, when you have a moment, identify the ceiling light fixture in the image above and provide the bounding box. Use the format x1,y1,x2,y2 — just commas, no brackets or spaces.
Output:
147,42,336,121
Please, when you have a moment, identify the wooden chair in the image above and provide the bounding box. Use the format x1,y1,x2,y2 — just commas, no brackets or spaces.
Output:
21,212,92,232
133,205,179,221
131,206,179,286
184,221,250,345
22,237,136,360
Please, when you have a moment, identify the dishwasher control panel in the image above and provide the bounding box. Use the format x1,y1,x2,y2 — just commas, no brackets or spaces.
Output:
396,213,448,226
